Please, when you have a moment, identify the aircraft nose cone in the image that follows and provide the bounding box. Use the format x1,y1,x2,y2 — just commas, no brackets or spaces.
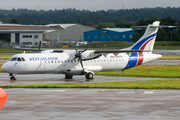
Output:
1,63,8,72
0,88,8,109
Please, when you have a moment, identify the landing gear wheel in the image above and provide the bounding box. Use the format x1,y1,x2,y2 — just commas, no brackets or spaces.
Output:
85,73,94,80
10,76,17,81
65,75,73,79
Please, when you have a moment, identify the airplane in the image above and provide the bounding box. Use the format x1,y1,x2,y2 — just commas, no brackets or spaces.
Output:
0,88,8,109
1,21,170,81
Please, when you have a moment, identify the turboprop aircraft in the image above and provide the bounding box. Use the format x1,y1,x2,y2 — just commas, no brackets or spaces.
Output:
1,21,167,80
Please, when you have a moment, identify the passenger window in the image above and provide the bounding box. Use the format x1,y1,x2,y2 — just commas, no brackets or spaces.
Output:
10,57,17,61
17,58,22,61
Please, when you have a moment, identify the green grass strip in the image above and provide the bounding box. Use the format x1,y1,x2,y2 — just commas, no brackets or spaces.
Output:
0,55,13,59
97,65,180,78
160,55,180,60
1,80,180,89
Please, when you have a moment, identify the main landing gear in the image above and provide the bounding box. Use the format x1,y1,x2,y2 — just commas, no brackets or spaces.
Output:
9,73,17,81
85,73,94,80
65,75,73,79
65,72,94,80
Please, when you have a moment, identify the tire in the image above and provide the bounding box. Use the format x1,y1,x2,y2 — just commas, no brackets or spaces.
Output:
65,75,73,79
86,73,93,79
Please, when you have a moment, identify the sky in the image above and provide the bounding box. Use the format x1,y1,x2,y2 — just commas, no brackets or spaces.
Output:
0,0,180,11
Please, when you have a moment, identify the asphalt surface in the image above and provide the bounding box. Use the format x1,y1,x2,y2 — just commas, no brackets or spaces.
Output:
0,73,175,85
1,88,180,120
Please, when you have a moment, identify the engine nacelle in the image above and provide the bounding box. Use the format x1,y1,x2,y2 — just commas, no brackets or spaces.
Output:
64,67,84,75
81,50,97,59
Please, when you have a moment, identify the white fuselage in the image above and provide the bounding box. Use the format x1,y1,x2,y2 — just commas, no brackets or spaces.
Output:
1,51,162,75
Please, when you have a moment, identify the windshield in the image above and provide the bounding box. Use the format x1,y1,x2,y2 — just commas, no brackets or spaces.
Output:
10,57,26,61
10,57,17,61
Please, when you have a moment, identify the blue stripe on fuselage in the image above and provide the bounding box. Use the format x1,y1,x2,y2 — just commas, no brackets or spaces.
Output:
124,52,138,70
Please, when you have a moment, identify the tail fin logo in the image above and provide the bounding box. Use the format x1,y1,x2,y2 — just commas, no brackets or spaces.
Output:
131,33,157,50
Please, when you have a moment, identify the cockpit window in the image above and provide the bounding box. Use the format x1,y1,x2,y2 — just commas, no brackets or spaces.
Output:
22,58,25,61
10,57,17,61
17,58,22,61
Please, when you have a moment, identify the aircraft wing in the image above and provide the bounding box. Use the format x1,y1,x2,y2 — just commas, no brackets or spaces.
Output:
0,23,66,30
13,48,143,53
13,48,64,53
94,50,143,53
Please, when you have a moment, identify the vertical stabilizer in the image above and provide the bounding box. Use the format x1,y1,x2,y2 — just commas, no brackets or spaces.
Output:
125,21,160,52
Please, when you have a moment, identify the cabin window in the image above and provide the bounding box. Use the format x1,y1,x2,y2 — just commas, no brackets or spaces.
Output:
10,57,17,61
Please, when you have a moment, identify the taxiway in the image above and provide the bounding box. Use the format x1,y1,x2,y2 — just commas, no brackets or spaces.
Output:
1,88,180,120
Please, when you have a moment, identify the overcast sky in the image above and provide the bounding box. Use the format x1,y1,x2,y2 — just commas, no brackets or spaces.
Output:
0,0,180,11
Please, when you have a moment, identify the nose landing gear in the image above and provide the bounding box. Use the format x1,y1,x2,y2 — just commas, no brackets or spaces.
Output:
9,73,17,81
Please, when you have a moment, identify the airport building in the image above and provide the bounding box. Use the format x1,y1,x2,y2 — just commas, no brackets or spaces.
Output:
43,24,95,44
0,30,44,48
84,28,134,42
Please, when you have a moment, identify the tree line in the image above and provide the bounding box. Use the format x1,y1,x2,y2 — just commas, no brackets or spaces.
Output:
1,7,180,25
0,7,180,42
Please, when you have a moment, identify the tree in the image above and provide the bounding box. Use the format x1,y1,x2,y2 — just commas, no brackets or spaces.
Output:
132,32,140,42
161,17,176,25
10,18,18,24
156,28,169,41
96,22,115,29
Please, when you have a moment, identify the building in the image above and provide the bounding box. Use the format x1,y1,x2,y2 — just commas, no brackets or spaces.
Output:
44,24,95,44
84,28,134,42
0,30,43,48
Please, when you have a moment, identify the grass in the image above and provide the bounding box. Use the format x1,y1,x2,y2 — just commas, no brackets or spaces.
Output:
1,80,180,89
97,65,180,78
0,55,13,59
0,48,30,53
0,64,2,72
160,55,180,60
154,46,180,49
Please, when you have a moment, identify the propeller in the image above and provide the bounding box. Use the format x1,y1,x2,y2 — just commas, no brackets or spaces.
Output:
73,43,102,71
38,41,41,53
73,43,87,70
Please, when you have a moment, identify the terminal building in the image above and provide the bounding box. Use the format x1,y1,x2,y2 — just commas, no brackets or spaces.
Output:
84,28,134,42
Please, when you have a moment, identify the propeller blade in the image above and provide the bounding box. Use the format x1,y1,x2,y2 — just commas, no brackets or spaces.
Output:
74,43,78,52
80,58,84,70
80,48,87,53
38,41,41,53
